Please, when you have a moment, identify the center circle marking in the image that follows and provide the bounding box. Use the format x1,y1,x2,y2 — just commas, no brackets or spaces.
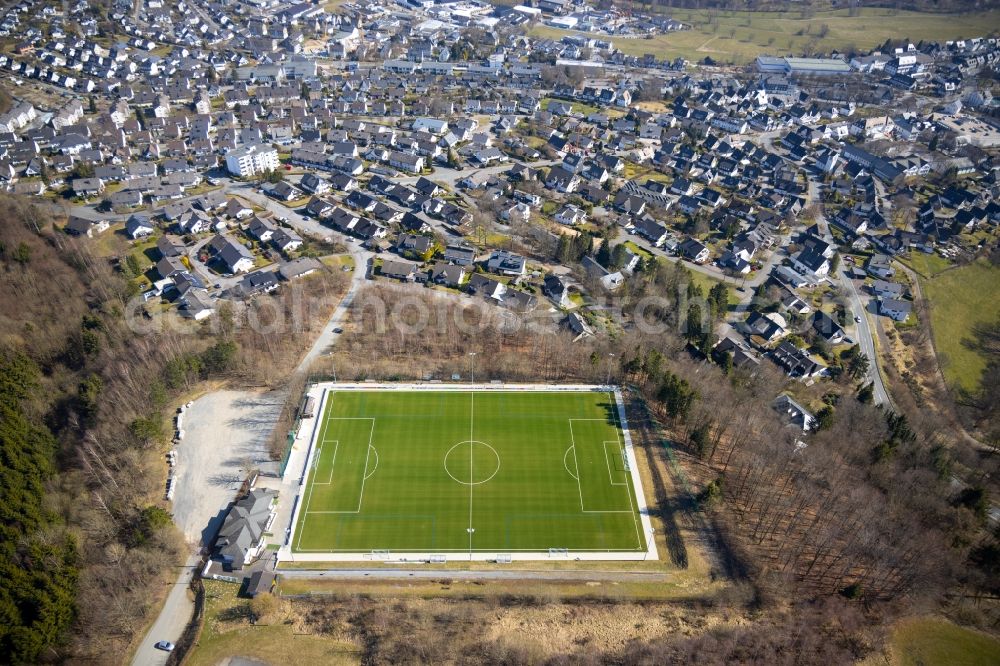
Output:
444,440,500,485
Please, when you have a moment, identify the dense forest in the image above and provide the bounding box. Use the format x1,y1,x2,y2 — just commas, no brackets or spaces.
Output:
0,197,345,663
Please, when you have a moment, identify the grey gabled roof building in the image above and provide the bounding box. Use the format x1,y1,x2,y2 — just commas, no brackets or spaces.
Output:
214,488,276,571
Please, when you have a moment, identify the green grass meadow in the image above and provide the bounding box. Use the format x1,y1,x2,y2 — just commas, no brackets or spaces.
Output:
920,260,1000,393
887,617,1000,666
292,390,646,554
530,7,1000,64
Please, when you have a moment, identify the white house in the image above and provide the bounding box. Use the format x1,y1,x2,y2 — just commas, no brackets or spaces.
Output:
225,143,279,177
412,117,449,135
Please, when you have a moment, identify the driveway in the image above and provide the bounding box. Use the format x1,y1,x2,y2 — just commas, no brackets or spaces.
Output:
129,556,199,666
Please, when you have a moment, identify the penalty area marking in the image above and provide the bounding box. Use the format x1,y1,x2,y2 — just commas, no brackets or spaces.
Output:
364,446,379,480
563,445,579,480
302,418,376,516
312,440,339,485
603,441,628,486
568,419,634,514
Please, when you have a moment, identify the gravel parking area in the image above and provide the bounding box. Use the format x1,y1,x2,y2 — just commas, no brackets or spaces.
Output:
170,389,285,546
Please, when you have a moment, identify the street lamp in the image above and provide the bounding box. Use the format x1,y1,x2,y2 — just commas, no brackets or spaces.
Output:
469,351,477,386
606,352,615,387
644,527,655,561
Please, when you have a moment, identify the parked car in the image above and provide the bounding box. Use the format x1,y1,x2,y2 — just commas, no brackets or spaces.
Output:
154,641,175,652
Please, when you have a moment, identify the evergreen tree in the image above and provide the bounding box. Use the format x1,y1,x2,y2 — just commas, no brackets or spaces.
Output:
709,283,729,320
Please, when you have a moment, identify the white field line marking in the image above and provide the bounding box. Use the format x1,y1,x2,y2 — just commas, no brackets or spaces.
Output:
444,441,500,485
292,547,646,553
304,418,375,515
563,445,579,480
364,446,379,480
608,391,645,552
312,440,338,485
296,406,335,550
568,419,632,514
603,441,628,486
469,391,474,550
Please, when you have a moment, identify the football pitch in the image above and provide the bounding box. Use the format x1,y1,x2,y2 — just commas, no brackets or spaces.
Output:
291,388,651,556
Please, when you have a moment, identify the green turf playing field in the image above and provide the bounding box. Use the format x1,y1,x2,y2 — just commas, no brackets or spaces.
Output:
292,389,648,554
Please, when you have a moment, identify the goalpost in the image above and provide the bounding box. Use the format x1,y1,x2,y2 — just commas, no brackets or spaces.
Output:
548,548,569,559
621,448,631,472
369,549,390,560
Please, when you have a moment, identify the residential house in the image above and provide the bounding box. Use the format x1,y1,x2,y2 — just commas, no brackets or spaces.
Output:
486,250,526,277
870,279,904,300
543,274,572,308
811,310,845,344
679,238,709,264
791,247,830,277
72,177,104,198
209,234,255,274
180,291,215,321
562,312,594,341
247,216,277,242
380,258,418,281
866,253,895,279
299,172,330,195
745,311,788,343
278,257,322,281
125,214,154,239
633,216,669,247
443,244,476,266
388,151,424,173
271,228,303,254
770,340,823,378
773,394,816,432
554,204,586,226
429,262,468,288
236,270,280,298
582,256,624,291
396,233,435,260
225,198,253,219
64,215,109,237
156,256,188,280
878,297,911,322
468,273,507,302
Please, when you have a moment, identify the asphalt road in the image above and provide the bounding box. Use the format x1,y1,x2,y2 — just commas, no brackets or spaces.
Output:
613,229,784,293
811,206,892,408
130,556,199,666
837,266,892,406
